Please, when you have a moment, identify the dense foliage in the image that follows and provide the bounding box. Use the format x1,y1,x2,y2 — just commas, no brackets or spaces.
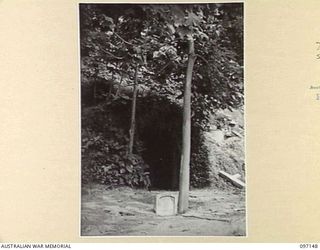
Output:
80,4,243,189
81,103,151,188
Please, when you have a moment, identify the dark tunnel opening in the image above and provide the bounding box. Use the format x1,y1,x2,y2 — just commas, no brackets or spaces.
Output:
136,98,182,190
141,127,181,190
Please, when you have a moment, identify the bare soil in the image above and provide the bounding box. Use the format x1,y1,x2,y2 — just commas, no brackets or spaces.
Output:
81,184,246,236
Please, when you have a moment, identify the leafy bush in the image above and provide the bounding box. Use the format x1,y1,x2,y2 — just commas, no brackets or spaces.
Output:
81,115,150,189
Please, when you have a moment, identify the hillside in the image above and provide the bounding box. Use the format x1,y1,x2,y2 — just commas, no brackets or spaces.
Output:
80,3,244,236
82,99,245,190
205,108,245,189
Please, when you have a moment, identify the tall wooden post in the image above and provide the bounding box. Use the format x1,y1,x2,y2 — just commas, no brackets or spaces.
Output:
178,36,196,214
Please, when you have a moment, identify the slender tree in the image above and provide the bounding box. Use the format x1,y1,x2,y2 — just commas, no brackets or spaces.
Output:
128,64,139,156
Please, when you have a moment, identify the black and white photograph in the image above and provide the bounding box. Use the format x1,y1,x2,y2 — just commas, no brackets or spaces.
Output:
80,3,245,236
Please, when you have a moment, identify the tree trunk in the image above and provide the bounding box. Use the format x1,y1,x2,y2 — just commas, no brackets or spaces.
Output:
178,37,196,214
128,64,139,156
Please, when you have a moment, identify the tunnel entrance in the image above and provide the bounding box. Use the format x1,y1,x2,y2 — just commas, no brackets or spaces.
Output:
142,127,181,190
136,97,182,190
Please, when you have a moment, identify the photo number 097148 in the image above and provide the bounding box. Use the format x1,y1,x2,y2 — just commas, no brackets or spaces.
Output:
300,244,319,249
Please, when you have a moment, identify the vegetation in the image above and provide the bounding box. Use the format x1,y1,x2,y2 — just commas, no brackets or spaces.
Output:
80,4,243,213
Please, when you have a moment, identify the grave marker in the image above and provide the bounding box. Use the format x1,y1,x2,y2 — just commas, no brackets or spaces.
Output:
155,193,178,216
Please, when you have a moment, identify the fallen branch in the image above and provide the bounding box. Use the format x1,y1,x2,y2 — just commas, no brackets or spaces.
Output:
219,171,245,189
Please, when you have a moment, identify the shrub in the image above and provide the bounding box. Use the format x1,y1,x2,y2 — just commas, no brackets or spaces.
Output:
81,120,150,189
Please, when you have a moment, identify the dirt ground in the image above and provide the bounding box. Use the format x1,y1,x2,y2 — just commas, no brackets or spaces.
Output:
81,184,246,236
